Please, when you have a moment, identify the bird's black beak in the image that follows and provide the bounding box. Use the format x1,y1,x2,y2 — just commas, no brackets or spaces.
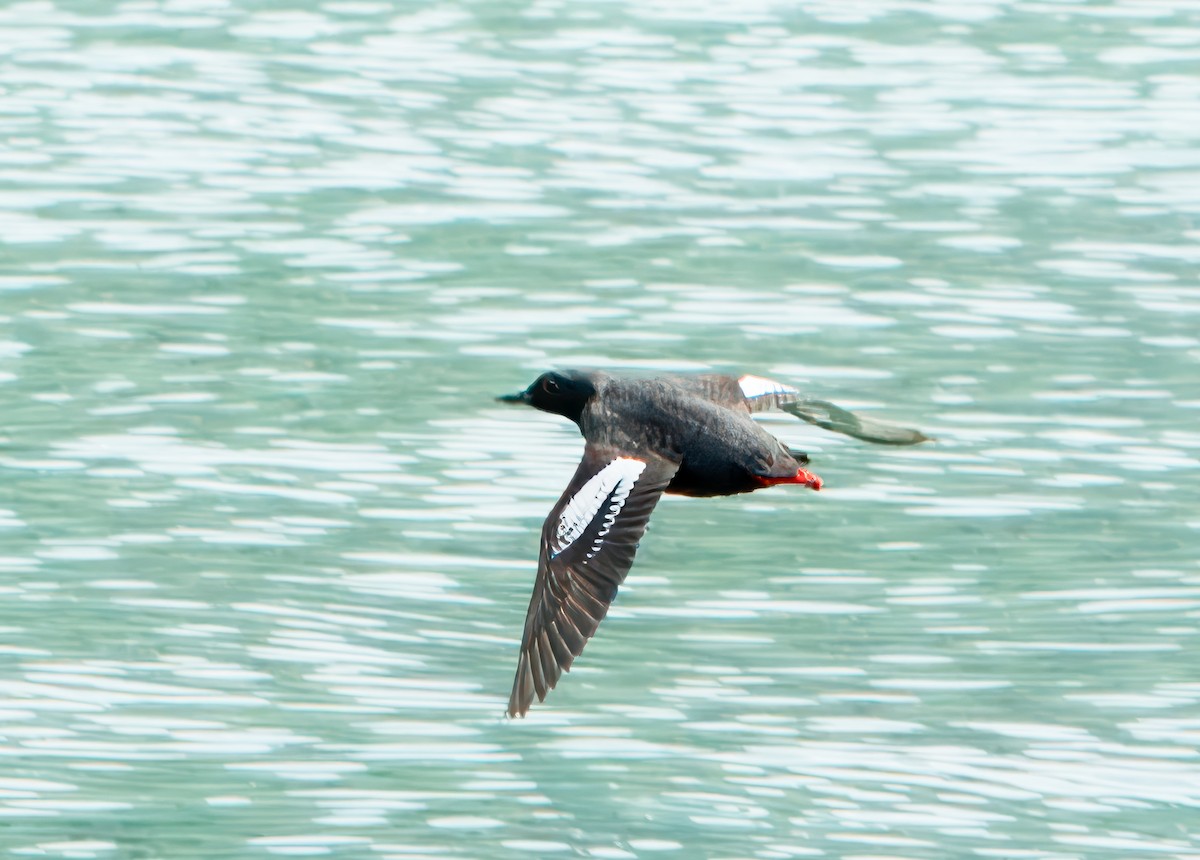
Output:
496,389,532,405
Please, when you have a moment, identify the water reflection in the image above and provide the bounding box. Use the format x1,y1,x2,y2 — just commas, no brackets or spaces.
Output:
2,0,1199,856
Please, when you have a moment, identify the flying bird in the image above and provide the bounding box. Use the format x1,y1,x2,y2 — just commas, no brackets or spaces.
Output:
498,370,929,717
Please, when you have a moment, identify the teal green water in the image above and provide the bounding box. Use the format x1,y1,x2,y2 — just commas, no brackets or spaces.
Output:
2,1,1199,858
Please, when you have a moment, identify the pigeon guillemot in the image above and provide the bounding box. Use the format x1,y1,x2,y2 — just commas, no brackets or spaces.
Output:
498,369,929,717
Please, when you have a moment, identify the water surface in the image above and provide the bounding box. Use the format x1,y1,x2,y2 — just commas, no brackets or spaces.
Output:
2,1,1199,858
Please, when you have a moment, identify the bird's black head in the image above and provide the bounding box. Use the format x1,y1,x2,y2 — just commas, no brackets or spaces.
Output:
497,370,596,425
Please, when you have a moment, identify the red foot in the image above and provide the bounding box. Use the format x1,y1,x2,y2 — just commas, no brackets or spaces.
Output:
758,468,823,491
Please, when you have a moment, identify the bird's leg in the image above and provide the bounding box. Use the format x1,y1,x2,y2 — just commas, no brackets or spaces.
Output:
756,468,823,491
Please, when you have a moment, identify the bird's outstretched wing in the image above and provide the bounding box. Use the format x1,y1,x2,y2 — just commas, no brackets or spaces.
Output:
508,446,678,718
677,373,931,446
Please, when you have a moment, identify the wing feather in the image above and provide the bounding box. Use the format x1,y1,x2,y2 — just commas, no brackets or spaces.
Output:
507,447,677,717
672,373,930,446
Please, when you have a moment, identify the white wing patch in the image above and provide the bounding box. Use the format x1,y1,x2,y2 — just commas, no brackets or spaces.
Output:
553,457,646,557
738,374,796,400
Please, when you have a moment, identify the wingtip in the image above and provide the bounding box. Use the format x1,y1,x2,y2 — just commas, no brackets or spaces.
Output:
505,688,524,719
508,653,534,719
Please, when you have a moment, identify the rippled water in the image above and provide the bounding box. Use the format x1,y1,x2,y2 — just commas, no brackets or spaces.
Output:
2,1,1199,858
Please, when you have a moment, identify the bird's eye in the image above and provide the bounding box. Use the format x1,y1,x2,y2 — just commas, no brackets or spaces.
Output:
542,377,561,394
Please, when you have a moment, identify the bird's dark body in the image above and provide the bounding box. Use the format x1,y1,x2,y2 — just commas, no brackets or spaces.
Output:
578,375,801,498
497,367,928,718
